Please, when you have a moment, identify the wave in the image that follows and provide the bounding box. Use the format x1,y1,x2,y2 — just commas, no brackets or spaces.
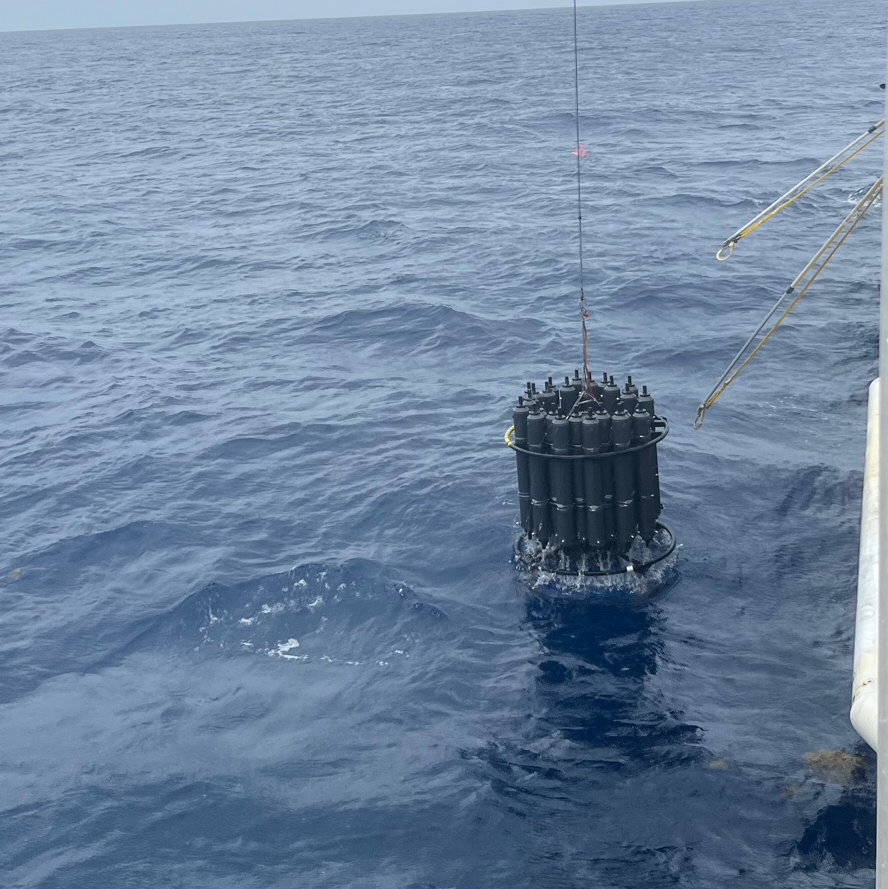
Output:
122,560,448,668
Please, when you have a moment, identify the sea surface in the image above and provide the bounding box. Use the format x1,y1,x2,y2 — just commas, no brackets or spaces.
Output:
1,0,885,886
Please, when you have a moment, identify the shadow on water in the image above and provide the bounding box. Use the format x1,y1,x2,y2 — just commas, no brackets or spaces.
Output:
465,568,714,887
520,571,701,767
510,571,700,777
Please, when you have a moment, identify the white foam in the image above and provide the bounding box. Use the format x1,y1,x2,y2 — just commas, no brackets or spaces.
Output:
268,638,307,661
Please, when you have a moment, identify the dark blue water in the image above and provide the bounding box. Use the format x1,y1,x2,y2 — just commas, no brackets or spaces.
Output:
1,0,884,885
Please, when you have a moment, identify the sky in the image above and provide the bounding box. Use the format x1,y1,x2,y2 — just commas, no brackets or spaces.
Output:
0,0,696,33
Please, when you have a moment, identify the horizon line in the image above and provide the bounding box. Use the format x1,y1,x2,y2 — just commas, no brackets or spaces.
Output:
0,0,768,36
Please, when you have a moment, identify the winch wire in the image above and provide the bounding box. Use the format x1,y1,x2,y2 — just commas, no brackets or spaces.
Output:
696,175,883,427
571,0,591,389
716,121,883,260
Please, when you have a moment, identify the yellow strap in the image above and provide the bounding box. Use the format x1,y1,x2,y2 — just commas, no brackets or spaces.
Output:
740,133,881,236
716,128,883,260
703,182,881,412
504,425,514,446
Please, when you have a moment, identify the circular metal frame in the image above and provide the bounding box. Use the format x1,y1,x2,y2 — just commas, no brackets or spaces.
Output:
505,418,669,460
515,521,676,578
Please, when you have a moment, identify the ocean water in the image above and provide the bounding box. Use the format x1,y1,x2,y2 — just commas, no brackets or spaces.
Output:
1,0,885,885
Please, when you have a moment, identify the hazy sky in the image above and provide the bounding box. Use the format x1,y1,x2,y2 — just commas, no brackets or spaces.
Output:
0,0,694,33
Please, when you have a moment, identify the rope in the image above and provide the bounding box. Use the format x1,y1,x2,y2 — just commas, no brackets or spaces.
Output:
695,175,882,427
716,121,884,260
572,0,591,391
